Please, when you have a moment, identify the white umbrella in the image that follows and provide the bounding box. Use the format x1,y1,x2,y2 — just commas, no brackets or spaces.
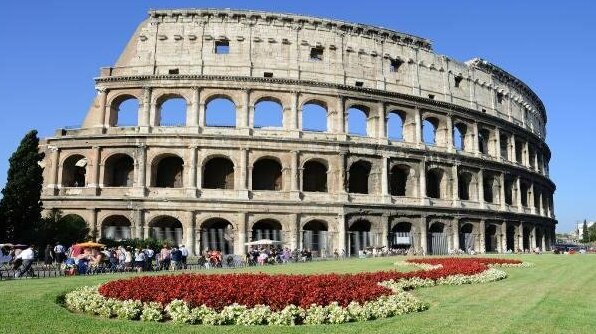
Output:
245,239,282,246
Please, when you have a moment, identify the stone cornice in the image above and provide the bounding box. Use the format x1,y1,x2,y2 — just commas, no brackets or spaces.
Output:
148,8,432,50
467,58,546,121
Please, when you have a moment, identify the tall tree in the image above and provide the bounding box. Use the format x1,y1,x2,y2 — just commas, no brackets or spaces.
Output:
0,130,45,242
581,220,588,243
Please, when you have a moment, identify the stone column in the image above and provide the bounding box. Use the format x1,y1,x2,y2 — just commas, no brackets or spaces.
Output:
414,107,422,144
96,87,108,128
446,114,454,152
381,214,389,248
495,127,502,159
290,214,300,250
419,159,426,200
531,224,537,249
185,211,196,256
338,152,347,197
500,221,507,252
541,226,546,251
289,91,299,133
237,148,249,198
380,156,390,202
518,222,524,251
335,96,346,135
89,146,101,195
452,218,460,251
516,177,523,212
134,209,144,239
188,87,200,130
419,217,428,255
529,183,536,214
290,150,300,198
186,146,198,197
236,212,247,255
239,89,251,131
478,169,485,207
479,219,486,253
377,102,387,140
48,146,60,193
451,164,459,206
337,213,346,253
139,87,151,132
473,122,480,155
499,173,506,209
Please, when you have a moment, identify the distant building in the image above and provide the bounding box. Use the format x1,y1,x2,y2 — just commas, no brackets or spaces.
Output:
575,221,595,240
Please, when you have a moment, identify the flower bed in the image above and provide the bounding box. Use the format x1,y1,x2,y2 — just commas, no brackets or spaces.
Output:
64,257,528,326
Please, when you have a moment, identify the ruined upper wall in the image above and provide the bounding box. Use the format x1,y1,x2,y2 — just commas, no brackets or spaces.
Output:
98,8,547,138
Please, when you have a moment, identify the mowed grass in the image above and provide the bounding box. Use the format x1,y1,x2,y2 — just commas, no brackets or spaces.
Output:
0,254,594,334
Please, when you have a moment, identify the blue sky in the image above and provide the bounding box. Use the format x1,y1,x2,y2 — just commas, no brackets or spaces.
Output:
0,0,594,232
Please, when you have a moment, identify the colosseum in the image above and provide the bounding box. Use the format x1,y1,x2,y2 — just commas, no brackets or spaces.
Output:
40,9,556,256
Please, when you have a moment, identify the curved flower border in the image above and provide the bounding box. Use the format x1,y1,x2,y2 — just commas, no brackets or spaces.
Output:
63,258,531,326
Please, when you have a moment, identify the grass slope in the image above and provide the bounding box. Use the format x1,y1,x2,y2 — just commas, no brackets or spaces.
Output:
0,255,593,334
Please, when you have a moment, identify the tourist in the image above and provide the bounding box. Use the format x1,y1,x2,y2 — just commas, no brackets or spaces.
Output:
144,246,155,271
53,242,66,263
44,244,54,267
134,249,146,272
14,244,35,278
170,247,181,270
159,245,171,270
124,247,133,271
179,244,188,269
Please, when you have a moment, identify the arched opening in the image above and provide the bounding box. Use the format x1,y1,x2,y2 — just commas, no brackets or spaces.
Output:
154,156,184,188
428,222,448,255
453,123,467,151
515,139,524,163
104,154,134,187
206,97,236,127
254,99,283,128
535,227,544,249
102,215,132,240
302,220,328,252
426,168,444,199
458,172,474,201
506,223,516,251
347,105,369,136
390,165,410,196
252,158,282,190
387,111,405,141
485,224,498,252
62,155,87,187
504,176,514,205
111,96,139,127
500,133,509,159
157,97,187,126
150,216,183,246
251,219,283,242
523,225,532,250
302,102,327,132
389,222,412,249
459,223,475,251
348,160,371,194
302,160,327,192
203,157,234,189
422,118,438,145
520,182,529,207
483,174,497,203
478,128,491,155
200,218,234,254
348,219,371,255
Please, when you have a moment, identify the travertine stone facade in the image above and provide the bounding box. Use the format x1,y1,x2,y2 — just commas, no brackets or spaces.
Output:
40,9,556,256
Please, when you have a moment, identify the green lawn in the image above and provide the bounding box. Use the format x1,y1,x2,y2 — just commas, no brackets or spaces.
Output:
0,255,594,334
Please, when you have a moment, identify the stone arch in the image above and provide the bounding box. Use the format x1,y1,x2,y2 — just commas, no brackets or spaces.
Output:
302,219,329,252
506,222,517,251
523,224,532,250
101,215,132,240
203,156,235,189
347,104,369,136
252,157,283,191
152,154,184,188
427,221,448,255
61,154,87,187
205,95,236,127
348,219,372,255
453,121,468,151
108,94,140,127
103,153,134,187
348,160,372,194
459,223,475,251
485,224,498,252
386,110,406,141
426,167,446,199
302,159,328,192
251,219,283,242
458,170,477,201
149,215,183,246
390,164,415,197
200,218,235,254
389,221,412,249
254,96,284,128
483,173,499,204
301,100,328,132
155,93,188,127
422,117,439,145
478,127,492,155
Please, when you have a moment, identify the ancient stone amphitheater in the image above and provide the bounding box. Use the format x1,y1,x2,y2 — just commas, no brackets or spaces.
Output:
40,9,556,256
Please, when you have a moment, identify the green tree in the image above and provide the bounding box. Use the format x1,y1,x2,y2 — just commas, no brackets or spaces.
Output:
0,130,45,242
581,220,589,243
587,223,596,243
35,210,90,247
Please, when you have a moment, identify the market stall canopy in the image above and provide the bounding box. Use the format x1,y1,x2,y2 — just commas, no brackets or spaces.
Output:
244,239,282,246
74,242,105,248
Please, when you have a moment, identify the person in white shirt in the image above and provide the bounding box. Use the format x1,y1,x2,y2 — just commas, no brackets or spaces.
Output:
15,245,35,278
53,243,66,263
179,245,189,269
